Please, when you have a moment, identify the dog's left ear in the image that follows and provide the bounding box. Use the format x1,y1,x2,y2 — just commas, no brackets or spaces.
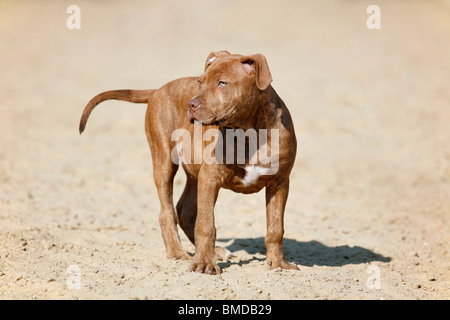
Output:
205,50,231,71
240,54,273,90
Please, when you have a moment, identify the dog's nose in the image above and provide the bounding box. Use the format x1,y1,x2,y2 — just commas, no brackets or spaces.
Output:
188,99,201,110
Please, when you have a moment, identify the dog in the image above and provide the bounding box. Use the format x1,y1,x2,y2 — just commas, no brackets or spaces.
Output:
79,51,298,274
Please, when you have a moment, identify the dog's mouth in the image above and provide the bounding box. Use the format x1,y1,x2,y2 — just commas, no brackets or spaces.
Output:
188,109,226,126
211,118,227,126
198,118,227,127
187,109,198,123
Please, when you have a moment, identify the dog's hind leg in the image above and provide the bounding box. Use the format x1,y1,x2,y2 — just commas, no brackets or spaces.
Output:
145,108,190,261
176,171,197,245
152,159,191,260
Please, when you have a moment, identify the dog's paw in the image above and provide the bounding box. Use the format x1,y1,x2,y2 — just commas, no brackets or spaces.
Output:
215,247,233,261
167,250,191,261
188,260,221,275
267,258,299,271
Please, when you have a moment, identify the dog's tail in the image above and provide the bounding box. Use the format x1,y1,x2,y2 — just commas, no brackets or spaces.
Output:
79,89,154,134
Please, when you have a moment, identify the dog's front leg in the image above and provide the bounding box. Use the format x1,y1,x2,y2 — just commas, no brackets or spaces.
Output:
265,178,299,270
188,165,222,275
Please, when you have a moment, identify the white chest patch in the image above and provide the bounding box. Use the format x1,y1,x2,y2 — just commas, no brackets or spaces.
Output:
241,166,271,187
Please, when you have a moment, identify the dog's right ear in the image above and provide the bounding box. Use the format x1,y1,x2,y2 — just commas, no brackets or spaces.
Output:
240,53,273,90
204,50,231,71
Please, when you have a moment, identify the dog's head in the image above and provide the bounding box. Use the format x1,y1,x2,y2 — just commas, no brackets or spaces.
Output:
187,51,273,127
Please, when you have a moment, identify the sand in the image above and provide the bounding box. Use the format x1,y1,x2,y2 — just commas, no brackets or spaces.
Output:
0,0,449,299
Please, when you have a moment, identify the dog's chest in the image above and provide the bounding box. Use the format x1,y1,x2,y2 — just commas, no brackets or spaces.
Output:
240,166,270,187
223,165,273,194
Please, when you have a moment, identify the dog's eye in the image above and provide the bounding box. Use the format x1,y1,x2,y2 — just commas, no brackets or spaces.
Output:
218,81,228,87
198,79,202,87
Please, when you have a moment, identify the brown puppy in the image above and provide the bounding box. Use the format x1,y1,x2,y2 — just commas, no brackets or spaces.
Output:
79,51,298,275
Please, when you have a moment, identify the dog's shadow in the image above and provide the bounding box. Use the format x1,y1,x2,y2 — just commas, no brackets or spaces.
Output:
217,237,391,268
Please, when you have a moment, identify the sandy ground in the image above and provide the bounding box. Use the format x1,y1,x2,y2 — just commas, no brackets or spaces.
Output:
0,0,449,300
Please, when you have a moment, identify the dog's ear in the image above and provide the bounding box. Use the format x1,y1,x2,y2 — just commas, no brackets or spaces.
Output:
240,54,273,90
204,50,231,71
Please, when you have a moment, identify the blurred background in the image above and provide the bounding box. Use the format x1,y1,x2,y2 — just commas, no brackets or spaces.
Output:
0,0,449,299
